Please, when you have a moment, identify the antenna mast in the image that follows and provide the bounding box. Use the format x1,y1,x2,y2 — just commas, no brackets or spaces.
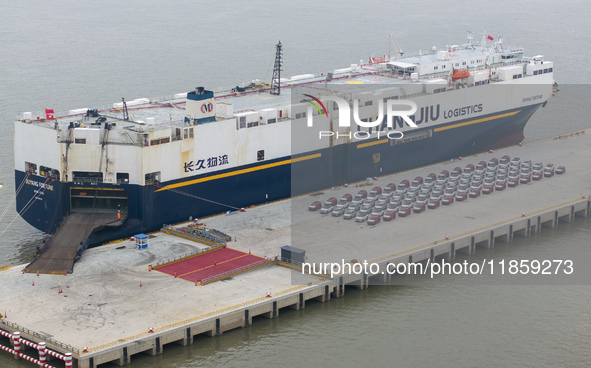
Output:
467,31,474,47
121,98,129,120
270,41,283,95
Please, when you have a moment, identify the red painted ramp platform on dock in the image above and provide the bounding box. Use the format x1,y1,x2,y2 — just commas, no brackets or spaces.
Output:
156,248,267,283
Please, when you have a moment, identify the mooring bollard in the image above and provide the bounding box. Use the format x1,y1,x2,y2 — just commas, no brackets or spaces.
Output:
38,342,46,363
12,332,20,359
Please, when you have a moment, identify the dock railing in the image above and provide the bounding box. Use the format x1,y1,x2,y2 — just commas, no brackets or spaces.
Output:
160,224,225,247
152,241,223,269
368,196,590,266
0,319,79,355
200,258,274,285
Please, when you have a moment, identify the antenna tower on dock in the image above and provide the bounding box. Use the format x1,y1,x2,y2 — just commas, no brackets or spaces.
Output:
270,41,282,95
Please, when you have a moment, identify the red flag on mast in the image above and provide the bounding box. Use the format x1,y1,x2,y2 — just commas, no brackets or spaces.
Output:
487,35,494,41
45,109,55,120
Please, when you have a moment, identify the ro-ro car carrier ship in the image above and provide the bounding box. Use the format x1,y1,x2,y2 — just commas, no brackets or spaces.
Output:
14,33,555,247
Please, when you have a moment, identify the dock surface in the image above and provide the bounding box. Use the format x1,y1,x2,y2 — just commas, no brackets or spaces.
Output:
212,131,591,266
1,129,590,368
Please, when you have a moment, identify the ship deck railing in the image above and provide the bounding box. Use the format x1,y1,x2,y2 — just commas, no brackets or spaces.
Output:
376,59,523,80
71,177,104,184
17,58,528,126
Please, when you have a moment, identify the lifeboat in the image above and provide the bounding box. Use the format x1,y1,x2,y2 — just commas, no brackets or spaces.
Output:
452,68,470,80
369,57,386,64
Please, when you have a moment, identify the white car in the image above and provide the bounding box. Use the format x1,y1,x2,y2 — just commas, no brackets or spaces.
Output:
355,210,370,223
343,208,357,220
320,204,333,214
332,205,346,217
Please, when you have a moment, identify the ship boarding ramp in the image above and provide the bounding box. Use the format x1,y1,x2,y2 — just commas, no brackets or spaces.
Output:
25,212,124,274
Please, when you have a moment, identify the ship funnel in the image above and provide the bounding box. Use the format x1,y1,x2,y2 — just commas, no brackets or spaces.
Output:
185,87,215,124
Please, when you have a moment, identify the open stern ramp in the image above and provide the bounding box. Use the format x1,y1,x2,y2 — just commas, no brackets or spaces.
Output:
25,212,121,274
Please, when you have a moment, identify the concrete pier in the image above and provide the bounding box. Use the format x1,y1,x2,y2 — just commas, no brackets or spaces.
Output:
0,129,590,367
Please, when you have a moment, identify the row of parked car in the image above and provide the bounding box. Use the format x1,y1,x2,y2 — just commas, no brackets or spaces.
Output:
308,155,565,225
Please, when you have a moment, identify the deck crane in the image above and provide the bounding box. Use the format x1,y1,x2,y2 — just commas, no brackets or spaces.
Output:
389,34,403,60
